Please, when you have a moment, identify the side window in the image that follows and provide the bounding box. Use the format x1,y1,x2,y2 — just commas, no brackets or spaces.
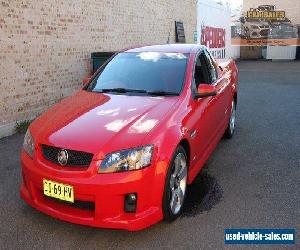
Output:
193,52,210,88
204,49,218,83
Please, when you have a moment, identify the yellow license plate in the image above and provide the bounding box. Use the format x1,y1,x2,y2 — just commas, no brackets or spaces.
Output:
43,179,74,203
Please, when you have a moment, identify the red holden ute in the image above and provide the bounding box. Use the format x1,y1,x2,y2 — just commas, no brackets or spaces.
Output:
21,44,238,231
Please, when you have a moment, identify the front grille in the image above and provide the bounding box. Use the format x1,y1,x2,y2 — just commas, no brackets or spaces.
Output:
72,200,95,211
45,196,95,211
41,144,93,167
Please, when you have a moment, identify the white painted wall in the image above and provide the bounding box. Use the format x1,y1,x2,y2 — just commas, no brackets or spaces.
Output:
197,0,240,60
266,46,297,60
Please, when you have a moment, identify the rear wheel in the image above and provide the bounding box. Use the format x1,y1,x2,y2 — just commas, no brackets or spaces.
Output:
225,100,236,139
163,146,188,221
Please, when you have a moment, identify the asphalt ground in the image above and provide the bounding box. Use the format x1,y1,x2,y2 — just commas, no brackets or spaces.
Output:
0,61,299,249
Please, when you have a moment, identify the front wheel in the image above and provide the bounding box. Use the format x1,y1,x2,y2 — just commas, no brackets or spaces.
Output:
224,100,236,139
162,146,188,221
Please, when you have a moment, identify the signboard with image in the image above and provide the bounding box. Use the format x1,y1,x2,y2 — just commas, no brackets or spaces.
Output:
231,4,299,46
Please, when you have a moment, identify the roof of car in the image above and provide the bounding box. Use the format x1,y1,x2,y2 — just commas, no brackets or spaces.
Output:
125,44,204,53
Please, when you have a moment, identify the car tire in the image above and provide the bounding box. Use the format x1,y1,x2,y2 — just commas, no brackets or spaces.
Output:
162,145,188,222
224,99,236,139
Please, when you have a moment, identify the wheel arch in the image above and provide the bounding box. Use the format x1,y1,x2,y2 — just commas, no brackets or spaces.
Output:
233,92,237,105
179,138,190,168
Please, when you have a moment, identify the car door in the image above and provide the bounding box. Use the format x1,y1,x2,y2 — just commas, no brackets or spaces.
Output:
204,49,231,131
187,50,219,170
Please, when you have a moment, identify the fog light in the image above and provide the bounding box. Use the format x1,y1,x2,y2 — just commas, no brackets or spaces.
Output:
124,193,137,213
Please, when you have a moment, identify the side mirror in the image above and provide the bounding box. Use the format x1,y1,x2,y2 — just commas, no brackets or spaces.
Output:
195,84,217,98
82,76,91,85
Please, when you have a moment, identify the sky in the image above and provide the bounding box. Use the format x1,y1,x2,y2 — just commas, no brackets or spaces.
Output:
218,0,243,9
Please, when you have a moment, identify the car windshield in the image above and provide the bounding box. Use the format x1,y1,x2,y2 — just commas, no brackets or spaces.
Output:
85,52,189,96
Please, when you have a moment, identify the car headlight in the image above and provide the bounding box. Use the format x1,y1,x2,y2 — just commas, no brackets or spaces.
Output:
98,145,154,173
23,129,35,158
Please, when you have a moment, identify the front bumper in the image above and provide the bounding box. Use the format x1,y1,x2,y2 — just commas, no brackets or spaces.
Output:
20,150,166,231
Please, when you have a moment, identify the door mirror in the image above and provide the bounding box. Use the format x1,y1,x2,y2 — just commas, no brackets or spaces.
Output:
195,84,217,98
82,76,91,85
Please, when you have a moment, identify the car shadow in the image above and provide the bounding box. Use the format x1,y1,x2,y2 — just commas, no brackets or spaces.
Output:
181,167,223,217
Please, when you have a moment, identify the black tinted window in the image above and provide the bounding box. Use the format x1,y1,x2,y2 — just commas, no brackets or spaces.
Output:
86,52,189,94
204,50,218,83
194,53,210,86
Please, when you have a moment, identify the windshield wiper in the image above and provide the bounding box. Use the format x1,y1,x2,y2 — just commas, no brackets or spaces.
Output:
94,88,179,96
146,90,179,96
98,88,147,94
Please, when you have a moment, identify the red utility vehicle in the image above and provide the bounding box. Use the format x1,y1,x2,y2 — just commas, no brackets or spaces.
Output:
21,44,238,231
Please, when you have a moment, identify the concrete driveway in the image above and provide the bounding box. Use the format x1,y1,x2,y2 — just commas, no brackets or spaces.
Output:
0,61,299,249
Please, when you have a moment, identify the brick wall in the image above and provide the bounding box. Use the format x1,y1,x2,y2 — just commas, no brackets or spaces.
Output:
0,0,196,137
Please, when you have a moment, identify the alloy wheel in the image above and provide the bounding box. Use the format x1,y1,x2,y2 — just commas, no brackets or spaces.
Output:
169,152,188,215
229,100,236,134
